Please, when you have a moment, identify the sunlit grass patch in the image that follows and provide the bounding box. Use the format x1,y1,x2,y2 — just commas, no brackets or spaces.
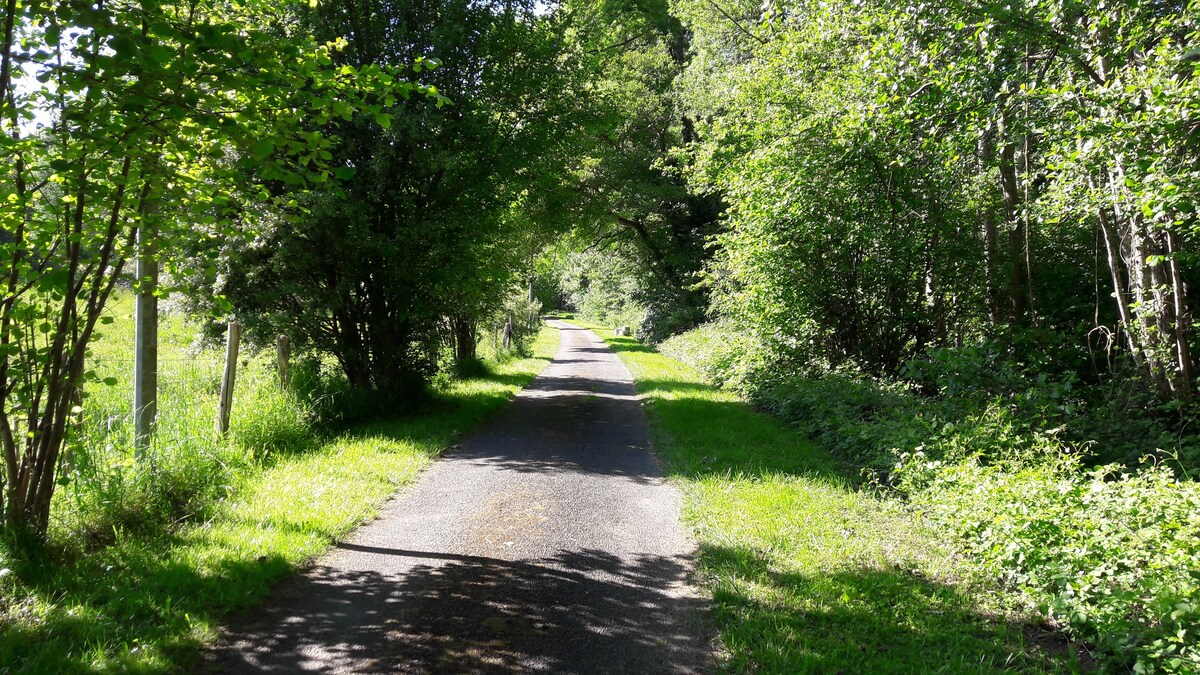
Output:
569,320,1086,673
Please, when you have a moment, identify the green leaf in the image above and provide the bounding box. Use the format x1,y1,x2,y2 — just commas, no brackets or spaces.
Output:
147,44,172,65
252,140,276,158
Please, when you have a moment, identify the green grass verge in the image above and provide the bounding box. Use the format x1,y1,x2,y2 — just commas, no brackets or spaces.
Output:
0,325,559,672
569,320,1086,674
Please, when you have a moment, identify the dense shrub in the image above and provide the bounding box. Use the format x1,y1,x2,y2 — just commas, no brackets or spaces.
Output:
555,248,647,330
663,323,1064,470
897,454,1200,673
904,343,1200,470
658,319,761,387
1065,380,1200,471
578,294,644,336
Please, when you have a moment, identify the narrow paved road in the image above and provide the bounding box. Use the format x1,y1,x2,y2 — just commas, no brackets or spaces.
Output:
210,321,714,673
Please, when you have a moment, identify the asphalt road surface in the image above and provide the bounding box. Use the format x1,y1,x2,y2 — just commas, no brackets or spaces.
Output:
209,320,714,673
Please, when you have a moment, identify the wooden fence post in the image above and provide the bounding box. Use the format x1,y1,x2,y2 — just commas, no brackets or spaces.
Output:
276,334,290,389
216,320,241,435
133,218,158,457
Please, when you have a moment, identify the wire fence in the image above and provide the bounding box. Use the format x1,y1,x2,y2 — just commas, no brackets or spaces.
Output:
83,324,285,441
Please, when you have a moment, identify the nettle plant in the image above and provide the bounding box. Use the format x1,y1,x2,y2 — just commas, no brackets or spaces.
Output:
0,0,437,538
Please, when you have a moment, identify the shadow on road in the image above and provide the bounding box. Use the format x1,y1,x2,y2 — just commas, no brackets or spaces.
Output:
213,548,710,673
208,322,714,673
437,337,663,485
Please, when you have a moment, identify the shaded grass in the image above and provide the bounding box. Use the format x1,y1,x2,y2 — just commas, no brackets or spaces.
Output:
0,324,559,672
569,321,1088,674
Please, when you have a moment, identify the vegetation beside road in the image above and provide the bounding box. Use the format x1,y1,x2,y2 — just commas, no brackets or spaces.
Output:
658,321,1200,673
0,309,558,672
5,0,1197,670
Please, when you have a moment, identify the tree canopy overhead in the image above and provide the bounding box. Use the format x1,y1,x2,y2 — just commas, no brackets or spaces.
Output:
666,0,1200,389
211,0,578,403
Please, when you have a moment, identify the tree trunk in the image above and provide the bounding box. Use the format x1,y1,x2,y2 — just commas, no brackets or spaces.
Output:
451,314,477,363
998,119,1027,324
978,132,1002,327
922,184,945,349
1092,176,1143,370
1020,129,1038,325
1105,165,1173,395
1165,230,1193,395
339,329,374,392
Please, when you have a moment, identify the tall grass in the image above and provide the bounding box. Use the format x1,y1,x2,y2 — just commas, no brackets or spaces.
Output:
53,292,311,550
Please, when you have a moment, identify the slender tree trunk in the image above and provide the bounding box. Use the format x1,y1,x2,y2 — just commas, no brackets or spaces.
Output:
1001,151,1027,323
451,314,477,363
0,0,17,111
923,184,945,348
336,313,373,391
1106,165,1173,395
1021,129,1038,326
998,114,1027,324
1165,229,1193,394
978,132,1002,327
1093,177,1143,370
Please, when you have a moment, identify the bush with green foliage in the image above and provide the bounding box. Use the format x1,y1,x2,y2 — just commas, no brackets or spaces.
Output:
555,248,647,331
897,454,1200,673
658,319,760,386
663,322,1064,469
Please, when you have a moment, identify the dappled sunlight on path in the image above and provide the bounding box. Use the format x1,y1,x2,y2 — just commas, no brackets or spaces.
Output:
215,548,706,673
209,321,715,673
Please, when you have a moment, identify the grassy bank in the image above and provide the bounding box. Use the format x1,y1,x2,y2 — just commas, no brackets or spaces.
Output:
658,320,1200,672
0,304,559,672
570,320,1086,673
